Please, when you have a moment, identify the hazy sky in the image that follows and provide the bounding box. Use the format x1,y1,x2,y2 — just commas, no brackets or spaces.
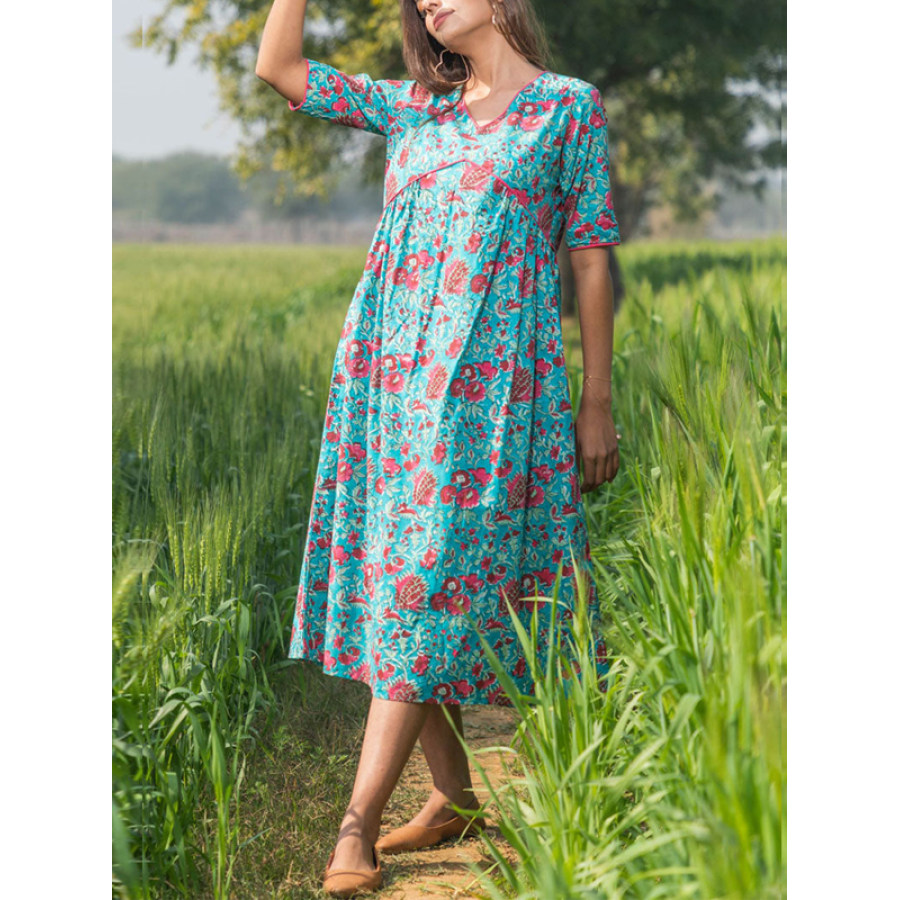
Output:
113,0,243,159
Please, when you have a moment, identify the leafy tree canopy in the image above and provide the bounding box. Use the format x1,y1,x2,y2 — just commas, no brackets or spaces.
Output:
131,0,785,238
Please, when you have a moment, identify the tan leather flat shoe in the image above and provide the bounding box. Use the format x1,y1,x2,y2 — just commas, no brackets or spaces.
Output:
322,845,383,898
374,812,488,855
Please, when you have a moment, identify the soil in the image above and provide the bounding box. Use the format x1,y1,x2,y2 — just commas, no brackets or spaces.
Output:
375,705,522,899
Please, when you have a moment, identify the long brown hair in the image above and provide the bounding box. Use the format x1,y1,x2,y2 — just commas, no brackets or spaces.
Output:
399,0,552,97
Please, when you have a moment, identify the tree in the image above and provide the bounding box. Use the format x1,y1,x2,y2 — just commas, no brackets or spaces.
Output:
131,0,785,308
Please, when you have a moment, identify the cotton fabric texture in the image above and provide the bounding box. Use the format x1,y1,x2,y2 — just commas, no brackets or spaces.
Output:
287,58,620,705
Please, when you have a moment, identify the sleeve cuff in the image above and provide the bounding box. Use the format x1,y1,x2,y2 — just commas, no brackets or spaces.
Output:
568,239,621,250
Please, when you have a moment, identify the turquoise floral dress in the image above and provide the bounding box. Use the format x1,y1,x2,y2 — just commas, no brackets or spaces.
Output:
287,58,620,705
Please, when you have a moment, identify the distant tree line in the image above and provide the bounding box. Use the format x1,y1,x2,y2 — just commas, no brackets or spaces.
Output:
112,151,383,224
113,150,784,236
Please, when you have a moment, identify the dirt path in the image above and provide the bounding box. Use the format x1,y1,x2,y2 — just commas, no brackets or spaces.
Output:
376,705,522,899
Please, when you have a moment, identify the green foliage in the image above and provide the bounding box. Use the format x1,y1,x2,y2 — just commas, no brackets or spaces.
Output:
130,1,786,235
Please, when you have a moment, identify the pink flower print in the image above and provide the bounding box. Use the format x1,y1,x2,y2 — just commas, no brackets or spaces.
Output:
396,573,427,611
336,460,354,483
415,248,436,268
507,473,527,509
598,212,616,230
526,481,545,507
466,232,483,253
447,336,463,358
518,265,536,297
531,464,554,482
470,468,492,487
397,146,410,167
332,545,351,565
346,356,370,378
444,260,470,295
348,443,366,462
413,469,437,505
432,441,448,463
534,358,552,378
383,457,402,476
375,663,397,681
463,381,486,402
455,486,481,508
384,556,408,575
488,686,512,706
510,366,533,402
349,662,371,682
375,475,387,494
426,364,449,399
383,369,406,393
471,273,490,293
403,453,421,472
520,115,543,131
404,268,420,291
451,470,472,488
412,654,431,676
435,105,456,125
439,484,457,504
459,162,493,191
385,173,398,201
338,645,361,665
387,680,421,703
421,545,438,568
499,578,524,613
476,670,497,690
460,573,485,596
441,574,463,594
452,680,475,698
588,92,608,125
431,683,454,700
449,376,467,398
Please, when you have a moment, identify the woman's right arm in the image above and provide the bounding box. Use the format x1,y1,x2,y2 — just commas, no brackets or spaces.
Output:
255,0,309,105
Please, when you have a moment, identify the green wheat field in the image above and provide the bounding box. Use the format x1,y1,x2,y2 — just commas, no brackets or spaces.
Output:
112,237,786,899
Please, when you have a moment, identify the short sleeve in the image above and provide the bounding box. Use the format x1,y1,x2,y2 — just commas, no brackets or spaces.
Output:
287,58,400,137
560,86,621,250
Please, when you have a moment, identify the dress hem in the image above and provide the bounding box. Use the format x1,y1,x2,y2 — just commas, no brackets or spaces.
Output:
288,653,519,707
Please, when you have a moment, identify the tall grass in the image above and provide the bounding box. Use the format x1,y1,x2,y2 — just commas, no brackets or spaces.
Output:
112,246,365,897
454,238,786,899
112,238,785,898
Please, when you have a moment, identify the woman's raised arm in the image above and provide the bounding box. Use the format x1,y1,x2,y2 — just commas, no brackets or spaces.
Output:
255,0,310,104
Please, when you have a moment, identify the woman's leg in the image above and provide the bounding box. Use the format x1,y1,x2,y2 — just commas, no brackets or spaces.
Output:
328,695,431,872
405,703,482,827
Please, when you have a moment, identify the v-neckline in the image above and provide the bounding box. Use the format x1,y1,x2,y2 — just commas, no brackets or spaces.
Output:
458,70,549,132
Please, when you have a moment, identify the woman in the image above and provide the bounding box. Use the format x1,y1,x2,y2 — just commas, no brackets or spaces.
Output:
256,0,621,895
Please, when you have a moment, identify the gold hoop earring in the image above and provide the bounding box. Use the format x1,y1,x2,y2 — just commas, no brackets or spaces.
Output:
433,48,470,87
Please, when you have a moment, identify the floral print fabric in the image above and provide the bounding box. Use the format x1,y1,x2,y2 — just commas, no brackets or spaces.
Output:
287,58,620,705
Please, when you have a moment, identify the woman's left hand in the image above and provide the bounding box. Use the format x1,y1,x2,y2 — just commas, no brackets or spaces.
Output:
574,405,621,493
